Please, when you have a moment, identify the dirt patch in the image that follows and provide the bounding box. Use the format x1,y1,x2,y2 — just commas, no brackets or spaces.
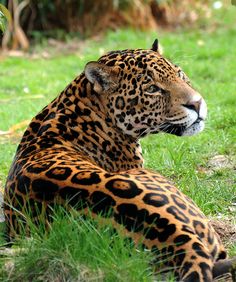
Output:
208,155,235,170
197,154,236,176
210,217,236,250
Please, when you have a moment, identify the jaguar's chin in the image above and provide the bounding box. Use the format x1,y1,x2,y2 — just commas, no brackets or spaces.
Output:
160,118,205,137
181,118,205,136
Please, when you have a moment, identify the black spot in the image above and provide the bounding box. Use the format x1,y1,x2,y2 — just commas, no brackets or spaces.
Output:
181,261,193,278
129,96,139,107
182,271,200,282
20,145,37,157
143,183,165,192
144,223,176,242
118,62,126,69
81,108,91,116
5,183,15,200
46,167,72,180
45,111,56,120
62,133,75,141
57,102,64,110
117,203,149,222
161,246,174,265
207,229,214,244
58,115,69,124
32,179,59,201
192,242,210,259
30,122,40,133
143,192,169,207
90,191,116,216
146,212,168,227
45,131,58,138
91,133,99,143
59,186,89,208
37,137,63,148
174,234,192,246
152,245,175,264
117,114,125,123
38,124,51,136
35,109,49,121
17,175,31,194
71,85,77,95
27,161,56,174
144,227,159,240
102,140,111,151
166,206,190,223
158,224,176,242
107,150,115,159
105,178,142,198
26,134,34,142
71,171,101,185
174,248,186,266
171,194,187,210
13,193,25,209
193,220,205,229
126,123,133,130
56,123,67,133
211,245,217,259
106,59,117,66
188,208,199,217
137,61,143,68
135,176,153,182
114,212,144,232
199,262,212,281
128,108,136,115
182,225,195,235
128,89,136,95
217,250,227,260
193,220,205,238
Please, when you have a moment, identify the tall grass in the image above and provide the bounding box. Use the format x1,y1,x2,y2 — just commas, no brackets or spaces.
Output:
1,207,174,281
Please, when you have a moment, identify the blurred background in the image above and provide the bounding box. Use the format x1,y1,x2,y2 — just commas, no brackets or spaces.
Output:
0,0,234,52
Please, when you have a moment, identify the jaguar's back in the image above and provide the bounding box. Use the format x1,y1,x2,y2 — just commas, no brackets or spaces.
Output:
4,40,231,281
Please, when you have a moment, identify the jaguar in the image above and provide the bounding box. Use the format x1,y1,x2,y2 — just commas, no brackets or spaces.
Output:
4,39,234,281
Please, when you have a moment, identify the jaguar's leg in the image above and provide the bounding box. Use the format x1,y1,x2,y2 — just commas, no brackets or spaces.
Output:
3,156,220,281
172,240,213,282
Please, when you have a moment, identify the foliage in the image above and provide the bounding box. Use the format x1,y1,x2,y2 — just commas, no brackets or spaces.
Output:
0,3,10,33
0,0,216,40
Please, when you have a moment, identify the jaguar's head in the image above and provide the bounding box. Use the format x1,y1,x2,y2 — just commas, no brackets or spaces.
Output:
84,39,207,138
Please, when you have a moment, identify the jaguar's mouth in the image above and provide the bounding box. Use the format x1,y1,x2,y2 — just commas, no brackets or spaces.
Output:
181,117,205,136
160,117,205,137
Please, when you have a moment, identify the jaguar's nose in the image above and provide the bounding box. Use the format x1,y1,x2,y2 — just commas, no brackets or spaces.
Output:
183,98,207,120
183,99,202,114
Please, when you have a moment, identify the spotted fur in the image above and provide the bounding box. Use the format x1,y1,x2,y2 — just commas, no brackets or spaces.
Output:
4,40,228,281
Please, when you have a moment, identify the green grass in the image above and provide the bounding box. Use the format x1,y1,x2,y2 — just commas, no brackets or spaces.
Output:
0,2,236,280
1,209,168,282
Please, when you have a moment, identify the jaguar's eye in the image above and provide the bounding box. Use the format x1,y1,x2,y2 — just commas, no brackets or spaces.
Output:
146,85,161,94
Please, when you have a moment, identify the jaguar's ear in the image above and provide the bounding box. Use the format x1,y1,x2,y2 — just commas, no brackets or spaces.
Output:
151,38,159,52
85,62,119,94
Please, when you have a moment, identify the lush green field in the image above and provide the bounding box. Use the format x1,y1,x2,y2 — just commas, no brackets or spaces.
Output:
0,3,235,281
